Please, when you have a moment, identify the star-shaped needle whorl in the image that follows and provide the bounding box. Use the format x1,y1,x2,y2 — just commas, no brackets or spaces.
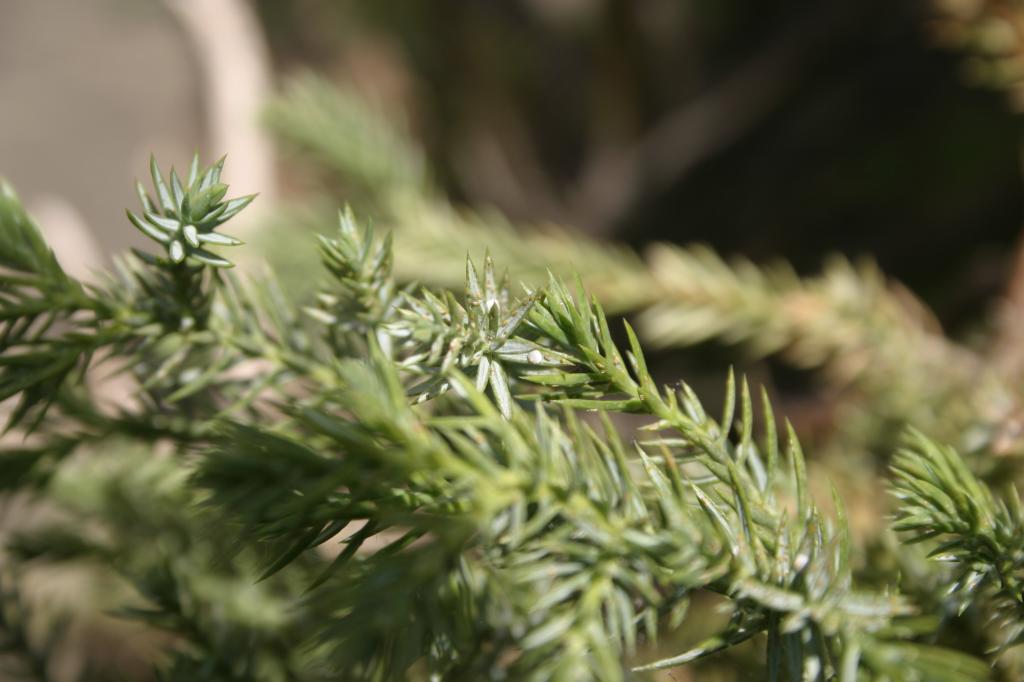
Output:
126,154,255,268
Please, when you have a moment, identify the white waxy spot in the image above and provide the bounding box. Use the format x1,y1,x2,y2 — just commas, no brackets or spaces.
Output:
528,349,544,364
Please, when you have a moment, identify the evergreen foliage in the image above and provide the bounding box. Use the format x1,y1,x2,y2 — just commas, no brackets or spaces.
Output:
2,147,1023,680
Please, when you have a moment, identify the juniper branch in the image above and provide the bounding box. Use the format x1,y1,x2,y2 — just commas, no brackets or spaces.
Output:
197,210,987,680
0,155,1003,681
892,429,1024,655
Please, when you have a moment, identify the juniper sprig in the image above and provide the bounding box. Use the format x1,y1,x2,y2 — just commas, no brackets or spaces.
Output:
0,155,1010,681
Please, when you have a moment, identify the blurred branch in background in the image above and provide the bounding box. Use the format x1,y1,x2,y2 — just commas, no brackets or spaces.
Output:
262,75,1018,467
929,0,1024,110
